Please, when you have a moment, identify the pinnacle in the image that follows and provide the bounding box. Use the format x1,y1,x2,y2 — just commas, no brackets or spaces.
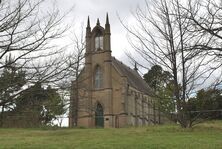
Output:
96,18,100,26
87,16,90,27
106,13,109,25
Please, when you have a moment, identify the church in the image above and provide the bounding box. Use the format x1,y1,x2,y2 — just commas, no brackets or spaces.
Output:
69,14,162,128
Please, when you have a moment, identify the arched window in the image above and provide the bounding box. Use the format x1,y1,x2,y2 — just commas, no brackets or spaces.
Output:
95,103,104,127
95,36,103,50
94,66,103,88
95,30,103,51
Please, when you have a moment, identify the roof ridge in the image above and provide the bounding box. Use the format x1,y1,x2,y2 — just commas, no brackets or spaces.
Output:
112,57,138,74
111,57,153,95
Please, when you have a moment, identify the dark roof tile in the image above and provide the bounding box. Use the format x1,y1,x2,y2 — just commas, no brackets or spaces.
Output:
112,57,153,95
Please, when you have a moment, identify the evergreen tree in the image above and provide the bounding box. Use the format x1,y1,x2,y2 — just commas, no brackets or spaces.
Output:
13,83,66,127
0,57,26,127
143,65,175,117
188,89,222,121
0,57,66,127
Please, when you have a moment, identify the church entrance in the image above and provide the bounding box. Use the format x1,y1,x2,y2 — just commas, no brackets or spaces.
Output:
95,103,104,127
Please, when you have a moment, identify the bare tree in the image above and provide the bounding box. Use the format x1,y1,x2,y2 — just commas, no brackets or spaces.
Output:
0,0,70,70
0,0,74,126
185,0,222,86
0,0,75,91
55,27,85,127
120,0,217,128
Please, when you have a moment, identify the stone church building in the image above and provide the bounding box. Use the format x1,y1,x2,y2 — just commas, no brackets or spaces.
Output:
69,14,161,128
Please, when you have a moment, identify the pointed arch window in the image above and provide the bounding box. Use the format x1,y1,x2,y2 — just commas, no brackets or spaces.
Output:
95,30,103,51
95,36,103,50
94,66,103,88
95,102,104,127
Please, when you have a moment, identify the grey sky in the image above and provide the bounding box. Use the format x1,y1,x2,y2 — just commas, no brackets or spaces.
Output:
45,0,146,126
53,0,145,60
42,0,222,127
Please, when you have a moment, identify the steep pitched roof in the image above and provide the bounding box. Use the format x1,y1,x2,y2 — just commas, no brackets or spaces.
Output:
112,57,153,95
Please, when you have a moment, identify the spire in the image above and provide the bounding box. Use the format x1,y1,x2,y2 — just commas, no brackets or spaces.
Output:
106,13,109,25
87,16,90,28
86,16,91,38
96,18,100,26
134,62,138,71
105,13,110,33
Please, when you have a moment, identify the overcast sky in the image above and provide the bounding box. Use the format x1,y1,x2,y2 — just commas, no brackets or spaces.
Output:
45,0,146,126
43,0,222,127
50,0,146,64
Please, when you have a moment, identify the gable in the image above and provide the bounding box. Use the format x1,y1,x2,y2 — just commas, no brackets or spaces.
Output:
112,57,153,95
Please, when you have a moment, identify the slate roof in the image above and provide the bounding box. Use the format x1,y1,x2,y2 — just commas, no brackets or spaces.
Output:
112,57,153,95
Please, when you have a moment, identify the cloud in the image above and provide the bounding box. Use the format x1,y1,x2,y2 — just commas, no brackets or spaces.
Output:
43,0,147,70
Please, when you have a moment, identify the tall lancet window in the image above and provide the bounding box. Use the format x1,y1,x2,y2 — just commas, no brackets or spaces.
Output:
95,36,103,50
95,30,103,51
94,65,103,88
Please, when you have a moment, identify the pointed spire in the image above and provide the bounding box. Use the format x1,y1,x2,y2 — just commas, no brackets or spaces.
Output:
105,13,110,34
87,16,90,28
106,13,109,25
96,18,100,26
86,15,91,38
134,62,138,71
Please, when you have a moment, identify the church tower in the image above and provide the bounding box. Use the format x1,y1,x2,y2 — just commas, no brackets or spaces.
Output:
73,14,158,128
82,14,113,128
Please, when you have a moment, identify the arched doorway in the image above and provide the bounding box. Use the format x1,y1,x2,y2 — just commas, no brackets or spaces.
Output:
95,103,104,127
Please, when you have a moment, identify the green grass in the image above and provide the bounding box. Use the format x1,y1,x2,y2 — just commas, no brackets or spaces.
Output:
0,121,222,149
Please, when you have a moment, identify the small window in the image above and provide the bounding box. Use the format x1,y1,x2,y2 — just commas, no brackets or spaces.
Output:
95,66,103,88
95,36,103,50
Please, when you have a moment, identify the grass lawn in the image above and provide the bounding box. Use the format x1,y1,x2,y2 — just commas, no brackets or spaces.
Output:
0,121,222,149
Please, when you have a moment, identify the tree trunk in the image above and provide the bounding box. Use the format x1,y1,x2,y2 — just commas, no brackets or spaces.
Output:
0,105,5,127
